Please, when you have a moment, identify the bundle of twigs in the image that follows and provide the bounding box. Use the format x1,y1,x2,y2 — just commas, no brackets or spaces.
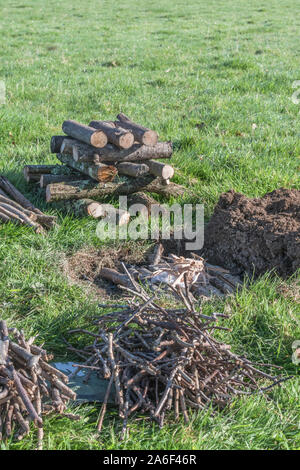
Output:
0,320,77,449
67,266,288,439
0,175,56,232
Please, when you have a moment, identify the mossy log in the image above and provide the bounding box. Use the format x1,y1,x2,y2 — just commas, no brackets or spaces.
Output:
45,175,156,202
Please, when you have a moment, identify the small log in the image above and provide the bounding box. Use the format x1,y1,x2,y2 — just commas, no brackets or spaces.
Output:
40,173,88,188
60,140,172,163
23,165,59,183
117,162,149,177
62,120,107,148
56,198,107,218
104,205,131,226
0,195,55,230
61,138,101,163
50,135,73,154
146,160,174,180
45,175,156,202
57,153,117,182
100,268,132,287
127,192,164,216
145,179,187,199
115,113,158,146
89,120,134,149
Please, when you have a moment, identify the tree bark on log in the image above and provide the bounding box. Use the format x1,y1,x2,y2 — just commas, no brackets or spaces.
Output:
127,192,166,216
117,162,149,177
40,173,88,188
99,268,132,287
62,120,108,148
60,138,101,164
60,140,172,163
55,198,107,218
89,121,134,149
146,160,174,180
115,113,158,146
45,175,156,202
57,153,117,182
23,165,59,183
144,179,187,199
50,136,72,154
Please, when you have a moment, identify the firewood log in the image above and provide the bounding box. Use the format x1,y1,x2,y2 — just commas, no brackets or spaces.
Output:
39,174,88,188
127,192,166,216
55,198,107,218
50,136,74,154
62,120,108,148
57,153,117,182
117,162,149,177
146,160,174,180
115,113,158,146
23,165,59,183
59,139,172,163
60,138,101,164
89,120,134,149
45,175,156,202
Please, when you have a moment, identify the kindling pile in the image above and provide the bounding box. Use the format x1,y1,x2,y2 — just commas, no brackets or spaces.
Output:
0,175,56,232
0,320,76,449
24,114,186,219
67,268,289,439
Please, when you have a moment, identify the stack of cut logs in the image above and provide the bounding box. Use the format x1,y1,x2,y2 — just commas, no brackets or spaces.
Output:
24,114,186,221
0,175,56,233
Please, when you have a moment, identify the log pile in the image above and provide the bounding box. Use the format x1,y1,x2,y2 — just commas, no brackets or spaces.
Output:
67,268,289,439
0,176,56,232
0,320,77,449
24,114,185,221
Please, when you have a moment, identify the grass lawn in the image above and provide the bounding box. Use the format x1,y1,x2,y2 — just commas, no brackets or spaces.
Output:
0,0,299,450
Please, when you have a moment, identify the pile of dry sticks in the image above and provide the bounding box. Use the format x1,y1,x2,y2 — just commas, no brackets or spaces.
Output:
24,114,186,221
67,265,288,439
0,320,77,448
99,250,243,299
0,175,56,232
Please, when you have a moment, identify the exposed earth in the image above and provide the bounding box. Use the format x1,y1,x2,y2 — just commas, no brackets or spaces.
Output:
204,188,300,278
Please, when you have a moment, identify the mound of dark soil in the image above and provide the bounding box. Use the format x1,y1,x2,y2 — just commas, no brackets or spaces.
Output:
204,188,300,278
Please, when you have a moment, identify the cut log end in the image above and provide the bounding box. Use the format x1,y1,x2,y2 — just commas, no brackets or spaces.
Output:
119,132,135,149
87,202,106,218
143,130,158,146
90,131,108,148
97,166,118,182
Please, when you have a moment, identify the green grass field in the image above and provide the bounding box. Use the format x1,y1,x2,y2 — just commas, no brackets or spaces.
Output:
0,0,299,450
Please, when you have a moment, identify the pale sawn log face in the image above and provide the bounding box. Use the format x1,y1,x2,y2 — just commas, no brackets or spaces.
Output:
115,113,158,146
145,160,175,180
62,120,108,148
89,120,134,149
